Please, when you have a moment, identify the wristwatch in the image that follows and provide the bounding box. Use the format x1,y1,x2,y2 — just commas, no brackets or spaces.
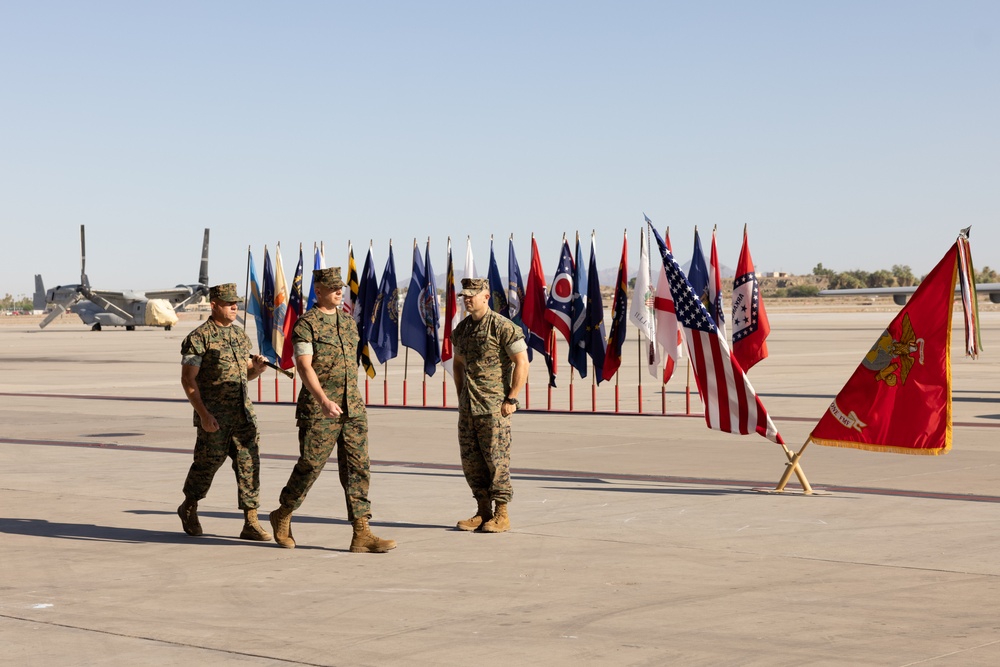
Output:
503,397,519,408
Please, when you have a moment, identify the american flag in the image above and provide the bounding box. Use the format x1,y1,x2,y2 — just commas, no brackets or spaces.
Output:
649,225,783,444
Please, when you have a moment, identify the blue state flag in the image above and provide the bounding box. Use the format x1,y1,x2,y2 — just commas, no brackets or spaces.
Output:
420,241,442,375
247,250,278,363
306,244,322,310
585,236,606,383
370,243,399,364
507,238,532,362
688,229,710,306
488,240,508,316
568,234,588,378
357,246,378,376
400,241,427,353
261,246,275,345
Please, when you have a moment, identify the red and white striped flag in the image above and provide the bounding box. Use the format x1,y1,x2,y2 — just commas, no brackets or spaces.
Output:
649,224,783,444
440,237,461,376
649,221,684,384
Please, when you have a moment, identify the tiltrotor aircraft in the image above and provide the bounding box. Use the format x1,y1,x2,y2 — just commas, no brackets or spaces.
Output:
35,226,211,331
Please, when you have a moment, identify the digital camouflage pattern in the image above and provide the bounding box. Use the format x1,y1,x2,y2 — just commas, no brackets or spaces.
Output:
458,410,512,503
180,318,260,509
452,309,525,416
293,309,365,422
452,309,524,503
279,307,371,519
181,318,256,426
279,419,371,519
182,420,261,510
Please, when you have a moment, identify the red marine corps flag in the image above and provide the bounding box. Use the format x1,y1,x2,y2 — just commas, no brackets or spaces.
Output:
809,230,981,455
731,225,769,372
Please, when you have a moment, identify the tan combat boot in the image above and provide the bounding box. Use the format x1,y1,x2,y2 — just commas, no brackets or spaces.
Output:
480,502,510,533
177,498,202,536
456,497,493,532
350,517,397,553
268,506,295,549
239,508,272,541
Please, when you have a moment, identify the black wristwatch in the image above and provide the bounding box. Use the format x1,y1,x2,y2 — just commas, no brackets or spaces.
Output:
503,397,519,407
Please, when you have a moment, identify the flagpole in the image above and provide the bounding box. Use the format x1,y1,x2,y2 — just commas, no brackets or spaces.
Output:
547,330,554,411
243,245,251,332
614,370,620,413
636,329,643,414
591,362,597,412
685,359,692,415
402,348,409,406
245,245,263,402
569,367,575,412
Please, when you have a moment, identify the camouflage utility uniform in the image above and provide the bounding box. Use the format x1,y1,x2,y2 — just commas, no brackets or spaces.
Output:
180,318,261,509
452,308,527,504
278,307,371,520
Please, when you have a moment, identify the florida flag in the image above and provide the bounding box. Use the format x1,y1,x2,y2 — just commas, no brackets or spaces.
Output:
650,224,783,444
653,226,684,385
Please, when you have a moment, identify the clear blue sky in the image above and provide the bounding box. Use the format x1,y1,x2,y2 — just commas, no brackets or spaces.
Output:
1,1,997,297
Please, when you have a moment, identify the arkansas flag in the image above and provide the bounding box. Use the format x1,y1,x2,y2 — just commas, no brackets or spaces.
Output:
649,224,783,444
809,238,972,455
731,225,769,372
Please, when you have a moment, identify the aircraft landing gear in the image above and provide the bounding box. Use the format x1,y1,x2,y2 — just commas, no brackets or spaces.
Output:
126,325,135,331
92,323,102,332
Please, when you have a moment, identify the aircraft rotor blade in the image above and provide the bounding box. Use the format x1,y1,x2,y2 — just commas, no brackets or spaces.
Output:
80,224,89,287
84,289,136,324
199,228,210,286
39,293,82,329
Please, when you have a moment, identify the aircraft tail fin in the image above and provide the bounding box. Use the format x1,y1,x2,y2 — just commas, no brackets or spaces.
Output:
34,275,47,311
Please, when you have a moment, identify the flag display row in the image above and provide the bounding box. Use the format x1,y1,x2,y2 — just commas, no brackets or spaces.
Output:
243,224,773,389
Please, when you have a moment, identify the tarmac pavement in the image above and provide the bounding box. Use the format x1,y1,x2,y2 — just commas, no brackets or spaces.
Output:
2,310,1000,666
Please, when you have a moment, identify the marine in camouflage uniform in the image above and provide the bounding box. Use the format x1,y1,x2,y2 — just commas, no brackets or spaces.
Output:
177,283,271,540
452,278,529,533
268,267,395,553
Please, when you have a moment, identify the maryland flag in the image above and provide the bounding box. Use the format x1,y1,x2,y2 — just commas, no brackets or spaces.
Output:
810,230,981,455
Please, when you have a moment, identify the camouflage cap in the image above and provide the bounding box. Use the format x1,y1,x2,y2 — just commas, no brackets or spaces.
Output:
460,278,489,296
209,283,240,303
313,267,345,290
